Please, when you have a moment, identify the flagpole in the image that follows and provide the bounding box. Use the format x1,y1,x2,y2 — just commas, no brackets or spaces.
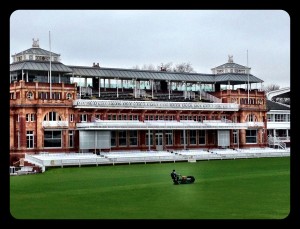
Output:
247,50,249,104
49,31,52,99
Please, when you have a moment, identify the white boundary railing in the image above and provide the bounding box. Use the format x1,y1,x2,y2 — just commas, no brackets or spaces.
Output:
23,148,290,172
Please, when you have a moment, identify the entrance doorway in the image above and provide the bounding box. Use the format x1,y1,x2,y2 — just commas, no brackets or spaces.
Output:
156,131,163,150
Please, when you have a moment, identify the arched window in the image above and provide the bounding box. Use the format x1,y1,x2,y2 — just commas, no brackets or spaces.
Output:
246,114,257,122
43,111,62,121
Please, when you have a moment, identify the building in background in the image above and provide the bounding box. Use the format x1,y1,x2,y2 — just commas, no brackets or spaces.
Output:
10,39,270,163
266,88,290,148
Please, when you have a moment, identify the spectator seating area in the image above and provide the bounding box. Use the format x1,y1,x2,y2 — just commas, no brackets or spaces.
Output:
22,147,290,173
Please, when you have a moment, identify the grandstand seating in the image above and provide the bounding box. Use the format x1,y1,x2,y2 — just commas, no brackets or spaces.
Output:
22,147,290,173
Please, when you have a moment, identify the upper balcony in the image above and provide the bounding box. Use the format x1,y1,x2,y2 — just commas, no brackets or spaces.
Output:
73,99,239,111
42,121,69,128
76,120,264,130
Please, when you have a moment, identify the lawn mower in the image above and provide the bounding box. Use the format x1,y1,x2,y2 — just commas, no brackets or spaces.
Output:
173,174,195,185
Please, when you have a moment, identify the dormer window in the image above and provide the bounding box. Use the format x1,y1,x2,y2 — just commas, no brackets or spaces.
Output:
35,55,50,61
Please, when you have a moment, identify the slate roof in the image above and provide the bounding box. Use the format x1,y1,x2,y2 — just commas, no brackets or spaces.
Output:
10,60,73,72
12,47,60,57
212,62,250,70
266,100,290,111
68,66,263,84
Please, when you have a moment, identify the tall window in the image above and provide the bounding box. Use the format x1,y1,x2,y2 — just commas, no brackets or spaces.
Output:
247,114,256,122
189,130,197,145
129,130,138,146
69,131,74,148
118,130,127,146
44,130,62,148
180,130,186,145
275,114,285,122
52,92,61,100
146,130,153,146
80,114,87,122
246,130,257,143
26,131,34,149
198,130,206,145
44,111,62,121
233,130,238,144
39,92,48,99
69,114,74,122
26,113,35,122
165,130,173,145
111,131,116,147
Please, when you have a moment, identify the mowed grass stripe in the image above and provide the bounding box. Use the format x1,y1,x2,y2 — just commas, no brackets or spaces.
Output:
10,157,290,219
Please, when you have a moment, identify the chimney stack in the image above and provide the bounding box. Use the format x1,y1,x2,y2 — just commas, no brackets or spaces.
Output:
92,62,100,68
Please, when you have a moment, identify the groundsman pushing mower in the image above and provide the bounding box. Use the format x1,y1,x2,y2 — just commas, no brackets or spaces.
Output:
172,174,195,185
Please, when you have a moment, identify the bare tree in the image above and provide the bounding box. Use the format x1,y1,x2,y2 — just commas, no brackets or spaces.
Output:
173,62,195,73
133,62,195,73
156,62,173,72
263,84,280,93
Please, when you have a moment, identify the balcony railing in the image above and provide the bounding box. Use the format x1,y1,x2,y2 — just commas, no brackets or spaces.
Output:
246,122,264,128
73,99,239,111
76,120,249,130
42,121,69,128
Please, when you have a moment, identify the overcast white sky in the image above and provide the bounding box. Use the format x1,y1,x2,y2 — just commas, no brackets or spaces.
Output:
10,10,290,88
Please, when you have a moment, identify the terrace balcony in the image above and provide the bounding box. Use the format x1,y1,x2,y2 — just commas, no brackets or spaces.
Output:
76,120,263,130
73,99,239,111
42,121,69,128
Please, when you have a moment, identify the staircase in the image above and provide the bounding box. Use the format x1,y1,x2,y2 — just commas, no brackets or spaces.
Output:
268,136,286,149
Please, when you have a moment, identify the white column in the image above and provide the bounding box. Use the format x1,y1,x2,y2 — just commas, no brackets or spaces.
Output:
168,81,171,100
116,78,119,98
237,129,239,149
26,71,28,82
95,131,97,154
151,80,154,99
134,79,137,98
199,82,202,101
184,81,187,99
79,76,82,98
183,129,186,150
98,77,101,97
148,129,151,151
